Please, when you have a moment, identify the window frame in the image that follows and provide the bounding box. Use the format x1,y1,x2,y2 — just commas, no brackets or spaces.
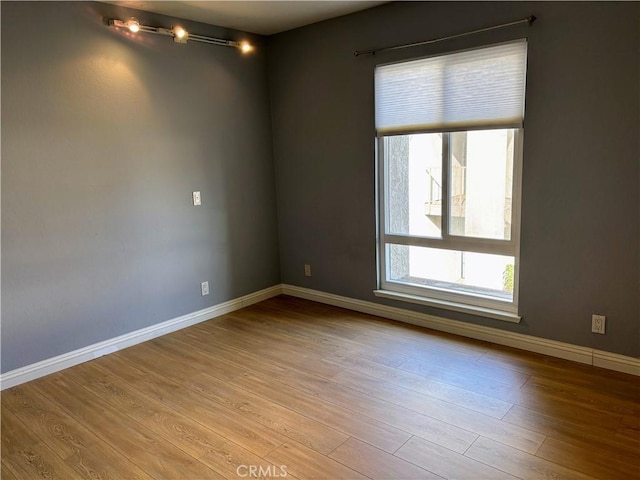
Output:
375,126,524,319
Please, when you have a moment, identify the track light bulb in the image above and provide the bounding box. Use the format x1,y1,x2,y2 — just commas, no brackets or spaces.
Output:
126,18,140,33
173,26,188,43
240,41,253,53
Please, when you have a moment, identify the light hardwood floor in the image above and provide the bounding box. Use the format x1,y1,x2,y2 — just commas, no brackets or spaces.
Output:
2,295,639,479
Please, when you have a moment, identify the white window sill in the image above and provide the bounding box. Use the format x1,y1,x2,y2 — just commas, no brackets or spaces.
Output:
373,289,522,323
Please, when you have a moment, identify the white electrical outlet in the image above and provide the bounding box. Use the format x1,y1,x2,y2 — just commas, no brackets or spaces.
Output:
201,281,209,296
304,264,312,277
193,191,201,206
591,314,606,334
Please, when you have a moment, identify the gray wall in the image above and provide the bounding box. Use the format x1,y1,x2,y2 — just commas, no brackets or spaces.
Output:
1,1,280,373
268,2,640,357
2,1,638,373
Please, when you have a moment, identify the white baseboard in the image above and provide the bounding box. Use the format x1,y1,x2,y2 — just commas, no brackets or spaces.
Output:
593,350,640,376
241,285,284,307
282,284,640,376
0,285,283,391
3,283,637,390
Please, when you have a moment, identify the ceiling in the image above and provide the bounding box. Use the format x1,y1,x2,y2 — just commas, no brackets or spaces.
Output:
106,1,387,36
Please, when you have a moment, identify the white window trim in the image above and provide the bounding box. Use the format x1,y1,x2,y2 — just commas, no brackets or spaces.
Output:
375,128,524,321
373,289,522,323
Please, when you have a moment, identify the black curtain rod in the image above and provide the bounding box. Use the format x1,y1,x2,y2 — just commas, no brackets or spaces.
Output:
354,15,536,57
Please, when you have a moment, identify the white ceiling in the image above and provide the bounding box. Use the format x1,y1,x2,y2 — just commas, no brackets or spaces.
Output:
106,1,386,35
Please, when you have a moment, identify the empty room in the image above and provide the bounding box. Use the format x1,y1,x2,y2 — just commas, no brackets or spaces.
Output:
1,1,639,479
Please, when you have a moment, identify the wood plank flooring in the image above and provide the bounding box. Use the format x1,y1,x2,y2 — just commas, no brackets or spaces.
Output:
2,295,639,479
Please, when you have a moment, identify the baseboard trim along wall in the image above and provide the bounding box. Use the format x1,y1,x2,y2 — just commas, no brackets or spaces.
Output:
2,283,638,390
281,284,640,377
0,285,282,391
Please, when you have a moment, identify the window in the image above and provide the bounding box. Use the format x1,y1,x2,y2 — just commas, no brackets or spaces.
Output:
375,41,527,321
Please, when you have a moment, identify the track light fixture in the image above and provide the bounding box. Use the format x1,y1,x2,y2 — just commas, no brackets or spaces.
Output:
125,17,139,33
107,17,253,53
173,26,188,43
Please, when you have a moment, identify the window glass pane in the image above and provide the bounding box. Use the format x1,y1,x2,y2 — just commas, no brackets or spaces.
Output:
386,133,443,237
449,129,515,240
387,243,514,302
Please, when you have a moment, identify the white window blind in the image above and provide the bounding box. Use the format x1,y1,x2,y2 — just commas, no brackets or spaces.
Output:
375,40,528,134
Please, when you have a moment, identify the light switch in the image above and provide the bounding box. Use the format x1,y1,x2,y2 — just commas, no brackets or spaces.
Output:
192,191,201,206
